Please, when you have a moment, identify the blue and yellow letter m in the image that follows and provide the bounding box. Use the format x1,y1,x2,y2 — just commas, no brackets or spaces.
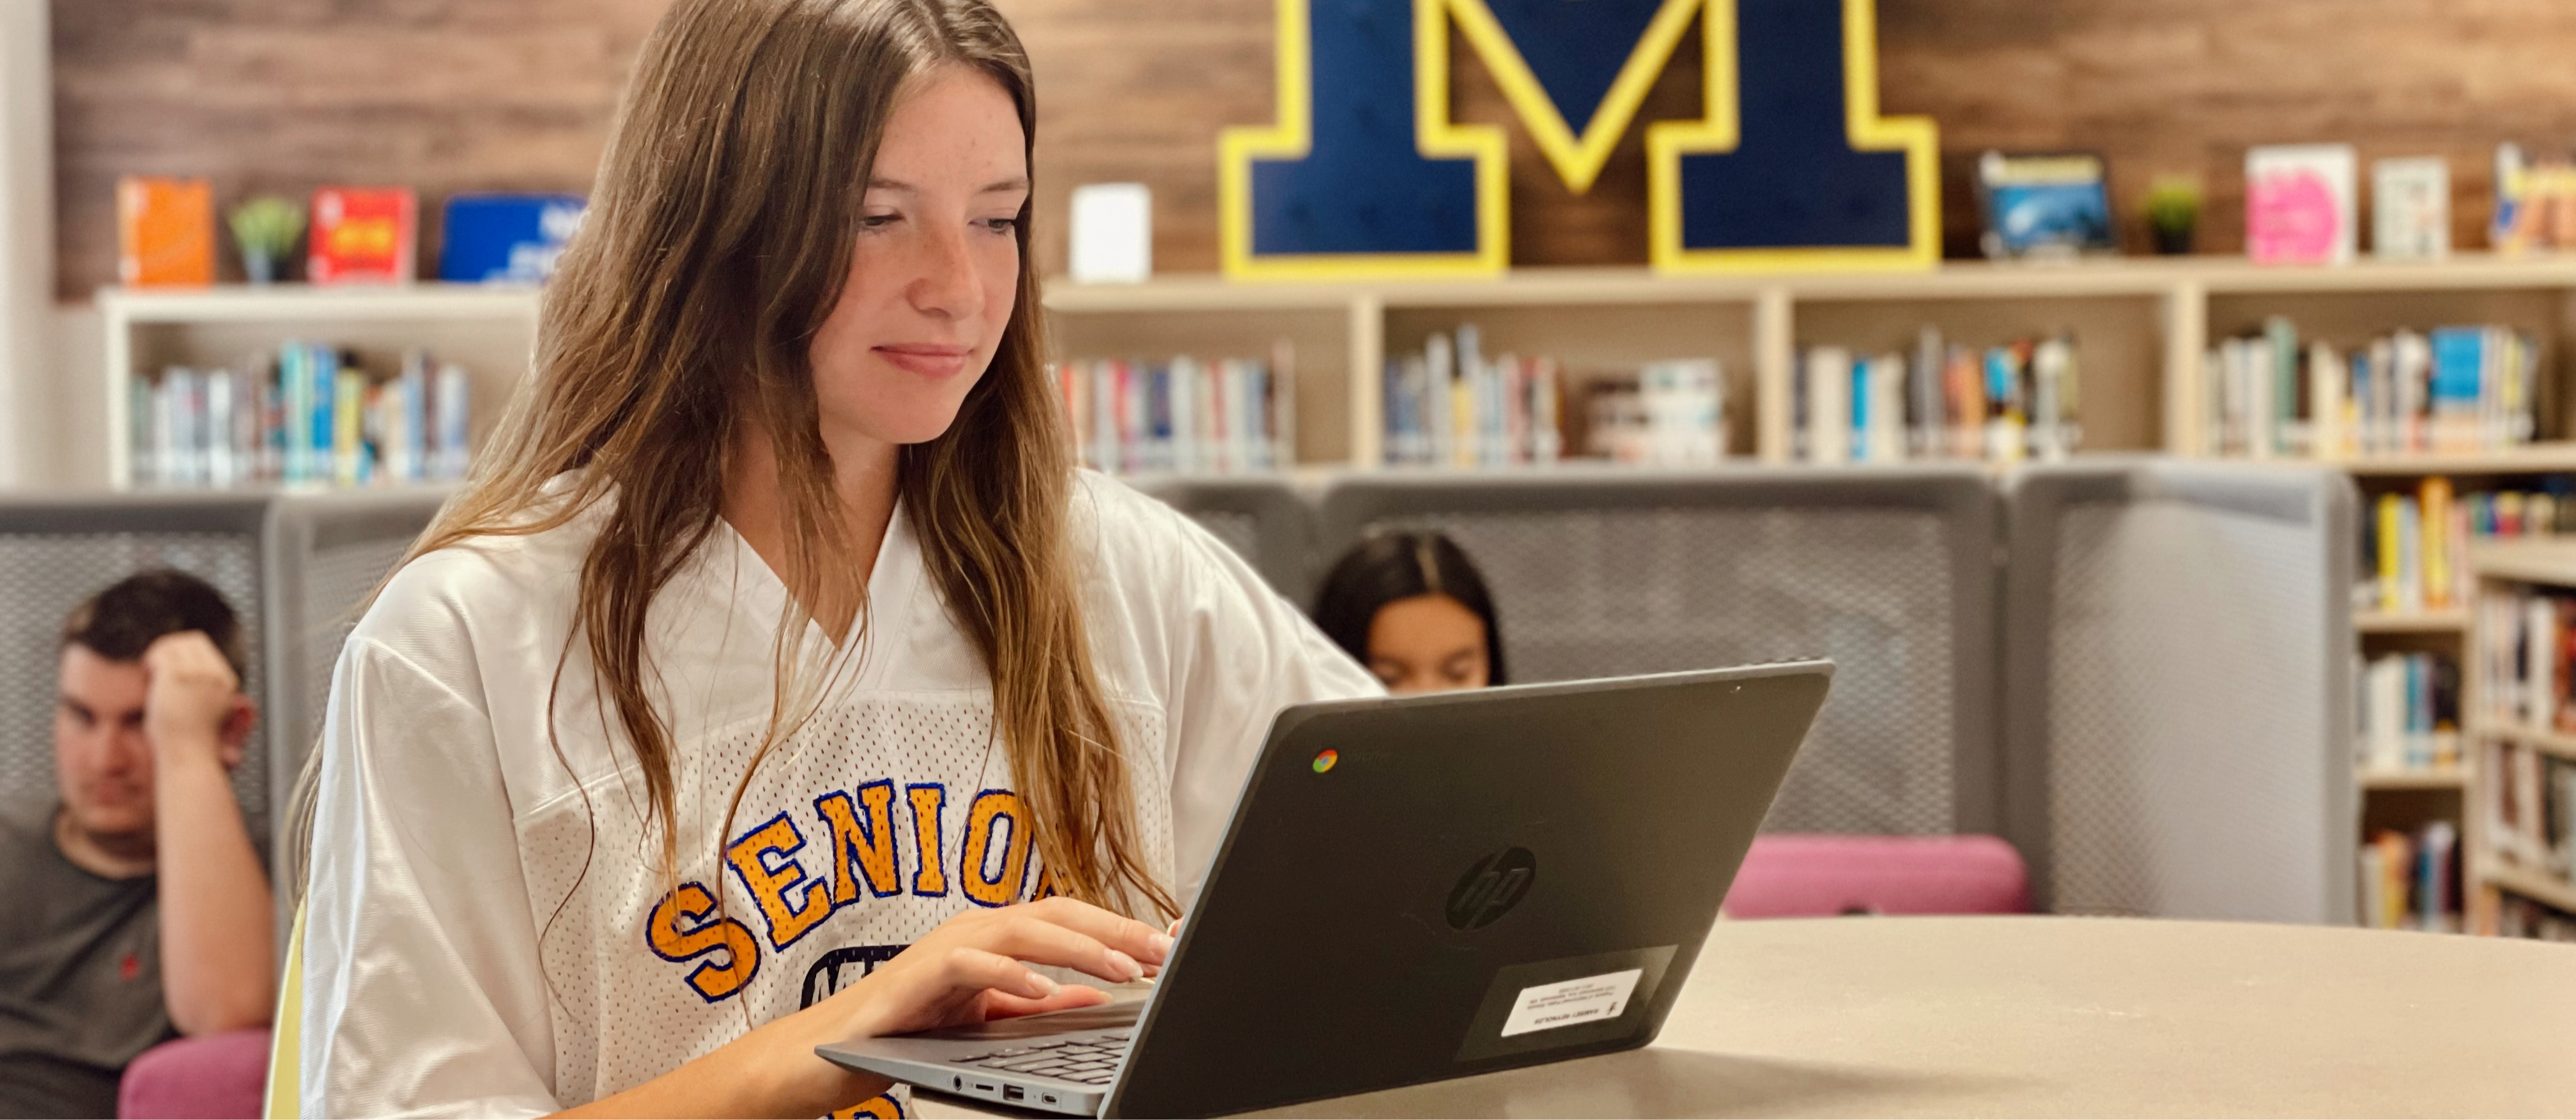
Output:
1219,0,1939,279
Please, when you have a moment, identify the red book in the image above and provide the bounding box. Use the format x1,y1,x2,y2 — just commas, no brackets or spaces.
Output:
308,187,417,285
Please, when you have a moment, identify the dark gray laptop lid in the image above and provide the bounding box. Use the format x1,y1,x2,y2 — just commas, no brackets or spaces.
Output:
1104,661,1832,1117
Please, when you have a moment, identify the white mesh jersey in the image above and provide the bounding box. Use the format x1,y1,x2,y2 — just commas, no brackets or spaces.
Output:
295,473,1379,1117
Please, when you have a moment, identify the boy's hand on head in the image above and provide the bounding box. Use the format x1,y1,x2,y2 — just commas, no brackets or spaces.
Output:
141,633,249,767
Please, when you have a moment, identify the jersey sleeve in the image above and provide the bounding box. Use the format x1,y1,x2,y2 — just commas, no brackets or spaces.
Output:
298,636,559,1117
1154,510,1384,910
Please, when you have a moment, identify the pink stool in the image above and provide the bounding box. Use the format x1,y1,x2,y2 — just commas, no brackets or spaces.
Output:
118,1028,270,1119
1727,834,2030,917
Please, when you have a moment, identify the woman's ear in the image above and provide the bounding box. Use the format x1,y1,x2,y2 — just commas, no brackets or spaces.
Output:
219,697,256,769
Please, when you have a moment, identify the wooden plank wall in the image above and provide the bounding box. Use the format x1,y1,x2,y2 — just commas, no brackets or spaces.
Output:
50,0,2576,296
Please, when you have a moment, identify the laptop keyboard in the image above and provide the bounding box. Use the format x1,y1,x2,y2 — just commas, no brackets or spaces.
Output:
956,1032,1132,1085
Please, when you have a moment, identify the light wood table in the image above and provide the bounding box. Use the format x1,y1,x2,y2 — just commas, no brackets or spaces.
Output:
918,916,2576,1117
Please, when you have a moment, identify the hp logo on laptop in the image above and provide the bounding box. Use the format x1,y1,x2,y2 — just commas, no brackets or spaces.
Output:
1447,848,1537,930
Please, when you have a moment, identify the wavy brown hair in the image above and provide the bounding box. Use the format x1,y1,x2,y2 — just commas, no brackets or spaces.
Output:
289,0,1174,923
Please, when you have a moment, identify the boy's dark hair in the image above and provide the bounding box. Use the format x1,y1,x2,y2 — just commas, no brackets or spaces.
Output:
59,570,246,679
1311,530,1508,686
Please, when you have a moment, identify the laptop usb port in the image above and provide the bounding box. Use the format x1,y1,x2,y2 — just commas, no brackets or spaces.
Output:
1005,1085,1026,1102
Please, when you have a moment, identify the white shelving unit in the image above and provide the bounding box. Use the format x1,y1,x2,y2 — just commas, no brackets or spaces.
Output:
98,284,543,488
99,253,2576,487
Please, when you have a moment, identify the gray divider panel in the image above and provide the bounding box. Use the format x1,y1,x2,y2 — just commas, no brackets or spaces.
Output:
1119,474,1320,604
1316,466,2000,836
2002,459,2357,923
261,489,447,935
0,493,274,841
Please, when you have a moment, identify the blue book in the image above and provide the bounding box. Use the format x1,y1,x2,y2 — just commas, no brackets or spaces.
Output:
2428,328,2483,404
311,345,337,484
1850,360,1871,459
1146,364,1171,472
281,344,309,482
438,194,587,283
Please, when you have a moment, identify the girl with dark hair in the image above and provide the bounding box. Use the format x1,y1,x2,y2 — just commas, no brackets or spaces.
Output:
278,1,1377,1114
1312,532,1508,694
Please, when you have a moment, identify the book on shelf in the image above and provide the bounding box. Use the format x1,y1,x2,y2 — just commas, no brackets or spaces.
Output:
2357,821,2457,932
1056,344,1293,475
132,342,471,489
2246,143,2357,266
2482,736,2576,891
309,187,419,286
2492,142,2576,257
1587,360,1718,466
438,193,587,284
2357,650,2458,771
116,176,215,288
2204,319,2538,459
2475,581,2576,733
1382,327,1572,467
1793,328,2079,465
2361,476,2573,616
2372,157,2450,261
2492,889,2576,940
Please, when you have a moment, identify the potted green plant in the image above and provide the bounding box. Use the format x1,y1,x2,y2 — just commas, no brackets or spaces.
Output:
228,196,305,284
2145,177,2200,256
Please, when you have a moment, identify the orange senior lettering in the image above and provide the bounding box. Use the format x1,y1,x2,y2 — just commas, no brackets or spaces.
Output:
815,781,904,903
724,815,835,950
645,882,761,1002
907,785,950,896
959,790,1033,907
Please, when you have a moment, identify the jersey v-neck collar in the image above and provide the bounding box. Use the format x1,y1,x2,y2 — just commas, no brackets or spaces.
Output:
709,498,923,697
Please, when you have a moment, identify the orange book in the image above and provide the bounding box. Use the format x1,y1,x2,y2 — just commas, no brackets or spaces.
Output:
308,187,417,285
2420,477,2454,608
116,176,215,287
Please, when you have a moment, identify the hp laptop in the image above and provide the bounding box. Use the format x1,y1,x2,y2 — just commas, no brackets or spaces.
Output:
819,661,1833,1117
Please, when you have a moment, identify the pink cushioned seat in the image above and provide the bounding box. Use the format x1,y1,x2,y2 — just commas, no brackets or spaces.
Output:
118,1028,270,1120
1727,834,2029,917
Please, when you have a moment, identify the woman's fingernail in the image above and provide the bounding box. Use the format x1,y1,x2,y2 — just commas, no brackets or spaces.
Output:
1030,970,1061,997
1107,949,1141,981
1167,919,1183,937
1150,932,1176,960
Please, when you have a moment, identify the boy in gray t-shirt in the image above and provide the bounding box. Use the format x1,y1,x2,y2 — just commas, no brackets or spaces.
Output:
0,572,275,1117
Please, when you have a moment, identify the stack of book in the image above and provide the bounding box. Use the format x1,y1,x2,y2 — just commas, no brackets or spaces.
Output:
2476,585,2576,733
2484,737,2576,890
132,344,470,489
1054,353,1292,475
1382,327,1568,468
2495,892,2576,941
1793,329,2079,465
1582,360,1724,466
2359,651,2459,770
2203,318,2540,459
2358,822,2458,932
2364,477,2572,615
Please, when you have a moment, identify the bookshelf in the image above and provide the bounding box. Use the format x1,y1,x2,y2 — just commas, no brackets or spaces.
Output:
96,254,2576,486
98,284,543,488
2463,538,2576,939
87,256,2576,932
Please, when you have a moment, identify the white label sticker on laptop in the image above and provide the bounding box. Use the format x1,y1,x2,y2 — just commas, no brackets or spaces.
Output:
1499,968,1644,1037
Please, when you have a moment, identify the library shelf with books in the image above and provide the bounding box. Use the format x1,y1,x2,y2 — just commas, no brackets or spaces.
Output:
97,255,2576,487
2462,537,2576,937
100,284,540,489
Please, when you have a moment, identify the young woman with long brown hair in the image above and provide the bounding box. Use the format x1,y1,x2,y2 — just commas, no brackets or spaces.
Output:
283,0,1375,1114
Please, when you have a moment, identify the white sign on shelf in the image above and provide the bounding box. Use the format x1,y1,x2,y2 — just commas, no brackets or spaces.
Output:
1069,183,1152,284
